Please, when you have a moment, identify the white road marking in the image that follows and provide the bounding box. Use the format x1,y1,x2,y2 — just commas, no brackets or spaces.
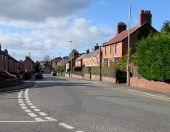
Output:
30,106,37,109
28,113,37,117
34,118,45,122
76,131,84,132
20,103,26,106
18,91,23,99
18,101,23,103
21,106,28,110
39,112,47,116
33,109,40,112
45,117,57,121
58,123,74,130
26,100,31,103
27,103,33,106
25,98,30,101
25,110,31,113
18,99,23,101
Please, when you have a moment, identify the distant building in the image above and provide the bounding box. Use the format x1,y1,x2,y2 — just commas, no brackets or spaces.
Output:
0,44,18,73
75,43,101,67
51,57,62,67
57,56,69,67
103,10,157,66
22,56,35,72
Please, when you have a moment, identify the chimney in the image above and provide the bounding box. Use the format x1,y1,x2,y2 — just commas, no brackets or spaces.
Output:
86,49,89,54
117,22,127,34
4,49,8,55
140,10,152,25
94,43,99,51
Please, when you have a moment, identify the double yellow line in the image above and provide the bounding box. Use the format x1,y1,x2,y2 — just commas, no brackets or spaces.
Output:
115,88,170,102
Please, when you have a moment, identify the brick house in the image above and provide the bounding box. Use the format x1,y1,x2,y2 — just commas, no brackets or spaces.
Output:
75,44,102,67
51,57,62,67
75,54,86,67
103,10,157,66
83,44,101,67
66,50,80,72
22,56,35,72
57,56,69,67
0,44,18,73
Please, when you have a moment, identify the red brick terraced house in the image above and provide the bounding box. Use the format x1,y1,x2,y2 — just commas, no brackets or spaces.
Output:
103,10,157,66
0,44,18,73
75,44,102,67
22,56,35,73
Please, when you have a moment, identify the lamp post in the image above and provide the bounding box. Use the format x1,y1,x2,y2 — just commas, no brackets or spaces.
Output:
127,0,132,86
69,41,73,77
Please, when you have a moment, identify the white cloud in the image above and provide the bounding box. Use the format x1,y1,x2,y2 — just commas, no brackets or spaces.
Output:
0,0,91,21
0,0,113,61
0,17,113,61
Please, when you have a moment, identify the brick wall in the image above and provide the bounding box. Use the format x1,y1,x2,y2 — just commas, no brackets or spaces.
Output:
130,77,170,94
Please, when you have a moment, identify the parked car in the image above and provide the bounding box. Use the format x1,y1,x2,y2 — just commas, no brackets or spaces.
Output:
34,72,43,79
0,71,17,80
51,71,56,76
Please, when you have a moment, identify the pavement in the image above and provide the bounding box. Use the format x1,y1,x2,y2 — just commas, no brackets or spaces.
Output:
0,80,35,92
0,74,170,132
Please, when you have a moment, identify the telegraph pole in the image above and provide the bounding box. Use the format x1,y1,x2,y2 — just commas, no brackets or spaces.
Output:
69,41,73,77
127,0,132,86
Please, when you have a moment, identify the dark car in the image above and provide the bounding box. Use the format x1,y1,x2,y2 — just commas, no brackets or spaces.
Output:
35,72,43,79
51,71,56,76
0,71,17,80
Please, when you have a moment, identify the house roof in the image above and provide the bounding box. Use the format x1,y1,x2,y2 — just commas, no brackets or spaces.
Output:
104,23,157,46
85,49,100,58
76,54,86,61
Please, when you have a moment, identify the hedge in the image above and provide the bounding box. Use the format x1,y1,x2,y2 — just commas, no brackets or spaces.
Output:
101,66,116,77
82,67,90,74
137,32,170,82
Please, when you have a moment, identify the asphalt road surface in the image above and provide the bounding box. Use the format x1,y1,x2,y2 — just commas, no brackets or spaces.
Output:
0,74,170,132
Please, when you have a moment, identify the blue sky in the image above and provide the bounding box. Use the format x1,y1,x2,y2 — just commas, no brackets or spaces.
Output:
0,0,169,61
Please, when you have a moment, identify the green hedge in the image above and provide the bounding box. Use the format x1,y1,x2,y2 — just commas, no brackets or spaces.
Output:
74,66,83,72
91,67,100,75
137,32,170,82
82,67,90,74
101,66,116,78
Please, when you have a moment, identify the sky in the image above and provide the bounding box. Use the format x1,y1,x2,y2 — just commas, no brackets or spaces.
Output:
0,0,169,61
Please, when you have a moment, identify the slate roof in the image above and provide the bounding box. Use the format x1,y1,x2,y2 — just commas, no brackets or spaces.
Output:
104,23,157,46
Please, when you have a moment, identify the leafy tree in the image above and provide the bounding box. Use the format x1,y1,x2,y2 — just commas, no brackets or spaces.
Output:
161,20,170,33
137,32,170,82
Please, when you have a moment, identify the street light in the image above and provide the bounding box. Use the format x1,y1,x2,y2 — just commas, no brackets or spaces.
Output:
127,0,132,86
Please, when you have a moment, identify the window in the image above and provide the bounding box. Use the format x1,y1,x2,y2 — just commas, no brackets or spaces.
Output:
103,58,108,66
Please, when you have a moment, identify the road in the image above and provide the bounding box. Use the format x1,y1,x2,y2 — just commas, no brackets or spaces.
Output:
0,74,170,132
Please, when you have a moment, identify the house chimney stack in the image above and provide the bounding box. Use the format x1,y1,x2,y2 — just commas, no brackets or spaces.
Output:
86,49,89,54
117,22,127,34
94,43,99,51
140,10,152,25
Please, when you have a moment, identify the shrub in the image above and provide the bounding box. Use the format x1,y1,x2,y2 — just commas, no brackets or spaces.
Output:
101,66,116,77
74,66,83,72
91,67,100,75
83,67,90,74
137,32,170,82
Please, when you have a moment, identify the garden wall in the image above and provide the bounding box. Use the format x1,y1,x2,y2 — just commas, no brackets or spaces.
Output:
130,77,170,94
